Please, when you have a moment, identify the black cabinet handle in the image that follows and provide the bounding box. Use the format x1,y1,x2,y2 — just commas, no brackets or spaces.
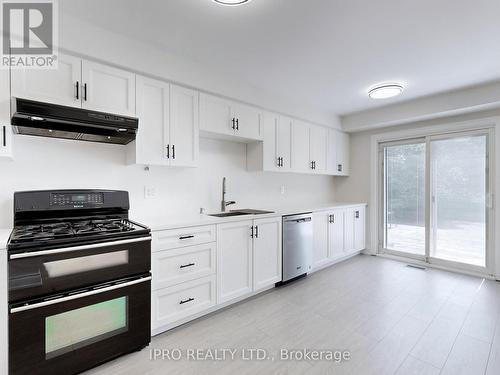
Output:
180,297,194,305
75,81,79,100
355,211,360,219
180,263,195,269
2,126,5,147
83,83,87,101
179,235,194,240
280,157,283,167
250,226,254,238
236,118,239,130
172,144,176,159
255,225,259,238
166,144,170,159
232,118,236,130
337,164,342,172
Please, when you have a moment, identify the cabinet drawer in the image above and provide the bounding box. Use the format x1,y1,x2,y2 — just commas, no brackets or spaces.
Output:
152,276,216,329
152,243,216,289
152,225,216,251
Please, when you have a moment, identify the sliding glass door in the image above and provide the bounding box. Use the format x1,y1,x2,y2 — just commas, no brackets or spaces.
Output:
382,139,426,258
380,130,491,272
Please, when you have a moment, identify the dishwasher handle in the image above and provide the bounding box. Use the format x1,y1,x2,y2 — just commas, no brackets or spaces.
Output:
284,217,312,223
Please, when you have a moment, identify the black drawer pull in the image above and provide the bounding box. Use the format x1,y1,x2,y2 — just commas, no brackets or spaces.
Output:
180,297,194,305
355,211,360,219
180,263,195,269
2,126,6,147
179,235,194,240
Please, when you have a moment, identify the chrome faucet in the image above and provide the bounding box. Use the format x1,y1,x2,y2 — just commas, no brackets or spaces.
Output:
221,177,236,212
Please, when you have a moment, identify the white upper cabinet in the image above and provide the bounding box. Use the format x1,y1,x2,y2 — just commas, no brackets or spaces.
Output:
129,76,170,166
199,93,233,136
81,60,136,116
1,69,12,160
199,93,262,141
231,103,262,140
253,217,282,291
309,125,327,173
217,221,254,304
128,77,199,168
277,116,292,170
11,53,82,108
169,85,199,167
336,131,350,176
291,120,310,172
11,54,136,117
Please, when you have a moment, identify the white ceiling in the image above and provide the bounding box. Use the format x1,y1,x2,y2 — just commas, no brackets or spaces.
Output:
61,0,500,117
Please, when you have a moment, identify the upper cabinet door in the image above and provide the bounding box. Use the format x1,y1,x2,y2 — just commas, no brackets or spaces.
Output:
309,125,327,173
277,116,292,171
261,112,280,171
336,132,350,176
291,120,310,172
199,93,233,136
81,60,136,116
232,103,262,141
327,129,338,175
131,76,170,166
11,53,82,108
253,217,282,291
169,85,199,168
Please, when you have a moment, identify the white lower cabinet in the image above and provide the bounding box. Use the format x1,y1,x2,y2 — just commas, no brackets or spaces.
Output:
253,217,282,291
152,275,216,331
312,205,366,271
217,220,254,304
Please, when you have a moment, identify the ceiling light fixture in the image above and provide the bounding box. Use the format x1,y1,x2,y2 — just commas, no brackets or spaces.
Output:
212,0,252,6
368,84,404,99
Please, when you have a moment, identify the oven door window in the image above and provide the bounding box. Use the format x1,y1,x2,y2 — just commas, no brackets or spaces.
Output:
45,296,128,359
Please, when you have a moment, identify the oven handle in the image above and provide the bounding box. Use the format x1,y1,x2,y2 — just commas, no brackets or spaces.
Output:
10,275,152,314
9,236,152,260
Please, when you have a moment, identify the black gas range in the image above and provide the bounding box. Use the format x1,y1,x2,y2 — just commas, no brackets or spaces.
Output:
7,190,152,375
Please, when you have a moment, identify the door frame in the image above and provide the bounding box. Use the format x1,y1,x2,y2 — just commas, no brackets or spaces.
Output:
370,117,498,278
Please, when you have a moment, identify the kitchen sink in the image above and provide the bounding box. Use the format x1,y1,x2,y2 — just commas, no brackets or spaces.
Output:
208,209,274,218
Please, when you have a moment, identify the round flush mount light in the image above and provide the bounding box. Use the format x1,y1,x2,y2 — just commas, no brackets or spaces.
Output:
212,0,252,6
368,84,404,99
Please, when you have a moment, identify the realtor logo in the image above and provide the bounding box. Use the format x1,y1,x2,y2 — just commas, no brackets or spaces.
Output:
1,0,58,68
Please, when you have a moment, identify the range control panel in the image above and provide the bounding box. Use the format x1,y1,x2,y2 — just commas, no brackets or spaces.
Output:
50,192,104,207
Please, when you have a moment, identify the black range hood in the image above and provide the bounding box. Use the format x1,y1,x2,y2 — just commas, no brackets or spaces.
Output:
11,98,138,145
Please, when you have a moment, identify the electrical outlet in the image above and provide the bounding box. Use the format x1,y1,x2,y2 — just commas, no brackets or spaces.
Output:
280,185,286,195
144,186,157,199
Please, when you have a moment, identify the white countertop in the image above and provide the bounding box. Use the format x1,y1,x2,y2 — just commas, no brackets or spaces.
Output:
135,202,367,231
0,229,11,250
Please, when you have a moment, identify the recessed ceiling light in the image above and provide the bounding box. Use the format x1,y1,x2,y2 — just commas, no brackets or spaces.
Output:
368,84,404,99
212,0,252,6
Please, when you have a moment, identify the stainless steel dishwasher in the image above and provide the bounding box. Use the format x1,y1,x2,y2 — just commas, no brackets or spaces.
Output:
282,212,313,282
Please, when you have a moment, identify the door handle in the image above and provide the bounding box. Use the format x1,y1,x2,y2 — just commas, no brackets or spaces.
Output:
180,263,195,269
250,226,254,238
236,118,239,130
75,81,79,100
2,126,5,147
179,297,194,305
172,144,176,159
166,144,170,159
179,235,194,240
337,164,342,172
255,225,259,238
232,118,236,130
83,83,87,101
355,211,360,219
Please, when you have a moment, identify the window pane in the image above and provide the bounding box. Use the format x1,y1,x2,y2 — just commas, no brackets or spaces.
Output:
430,135,487,267
45,296,128,358
384,142,426,255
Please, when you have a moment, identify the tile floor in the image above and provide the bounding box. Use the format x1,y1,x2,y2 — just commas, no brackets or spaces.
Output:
87,255,500,375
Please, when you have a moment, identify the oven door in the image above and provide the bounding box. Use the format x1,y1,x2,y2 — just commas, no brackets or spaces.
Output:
9,236,151,302
9,274,151,375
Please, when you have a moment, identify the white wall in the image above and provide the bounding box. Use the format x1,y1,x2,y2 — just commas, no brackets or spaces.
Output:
0,135,336,228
